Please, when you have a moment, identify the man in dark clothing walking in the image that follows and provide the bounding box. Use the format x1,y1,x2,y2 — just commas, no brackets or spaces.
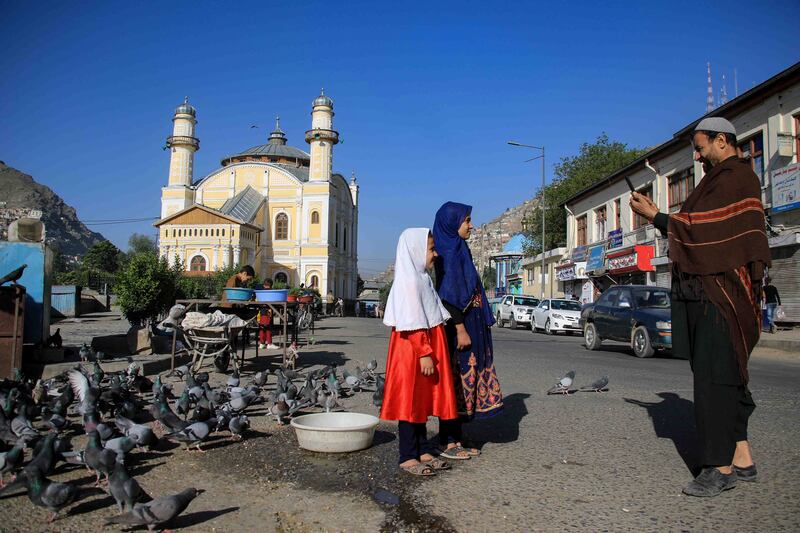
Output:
630,117,771,497
763,278,781,333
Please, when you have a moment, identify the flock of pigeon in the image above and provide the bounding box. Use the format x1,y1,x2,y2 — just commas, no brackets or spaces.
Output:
0,356,386,531
546,371,610,395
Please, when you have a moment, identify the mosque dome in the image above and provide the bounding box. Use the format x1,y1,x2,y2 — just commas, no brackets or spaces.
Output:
312,88,333,108
175,96,196,117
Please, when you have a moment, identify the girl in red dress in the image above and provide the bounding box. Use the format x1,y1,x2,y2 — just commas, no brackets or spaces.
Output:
380,228,459,476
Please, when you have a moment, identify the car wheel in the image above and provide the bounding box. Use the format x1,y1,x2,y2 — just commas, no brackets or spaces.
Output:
496,312,503,328
632,326,655,358
584,322,601,350
545,319,553,335
510,316,518,329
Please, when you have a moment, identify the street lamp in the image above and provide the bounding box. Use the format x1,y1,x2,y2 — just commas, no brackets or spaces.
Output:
508,141,546,299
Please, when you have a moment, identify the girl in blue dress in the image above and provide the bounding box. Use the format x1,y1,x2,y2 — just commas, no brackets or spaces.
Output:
433,201,503,460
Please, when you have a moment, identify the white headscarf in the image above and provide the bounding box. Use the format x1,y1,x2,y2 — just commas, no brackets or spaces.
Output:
383,228,451,331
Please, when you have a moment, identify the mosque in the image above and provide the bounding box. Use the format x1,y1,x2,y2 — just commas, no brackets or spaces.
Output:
154,91,359,299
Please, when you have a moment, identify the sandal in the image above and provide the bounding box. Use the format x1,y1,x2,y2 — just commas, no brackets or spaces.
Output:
424,457,451,471
400,462,436,476
438,445,472,460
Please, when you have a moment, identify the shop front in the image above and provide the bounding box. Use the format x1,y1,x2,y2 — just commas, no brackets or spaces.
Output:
605,245,655,286
555,261,587,301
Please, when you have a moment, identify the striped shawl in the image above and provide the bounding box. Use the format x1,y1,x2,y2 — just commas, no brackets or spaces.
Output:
667,156,771,383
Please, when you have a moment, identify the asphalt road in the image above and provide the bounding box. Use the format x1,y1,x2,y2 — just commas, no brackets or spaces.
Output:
406,319,800,532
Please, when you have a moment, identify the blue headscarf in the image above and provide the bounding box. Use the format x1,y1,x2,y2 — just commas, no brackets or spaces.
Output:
433,201,495,325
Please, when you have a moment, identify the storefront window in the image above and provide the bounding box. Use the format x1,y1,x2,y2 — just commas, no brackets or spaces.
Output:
614,199,621,229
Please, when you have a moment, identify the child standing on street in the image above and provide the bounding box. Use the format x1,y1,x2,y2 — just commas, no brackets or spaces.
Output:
258,278,279,350
380,228,459,476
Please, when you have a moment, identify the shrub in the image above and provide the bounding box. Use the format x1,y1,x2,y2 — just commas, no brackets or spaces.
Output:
116,253,177,326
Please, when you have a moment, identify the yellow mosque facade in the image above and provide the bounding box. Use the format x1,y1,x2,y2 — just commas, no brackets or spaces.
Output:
154,91,359,299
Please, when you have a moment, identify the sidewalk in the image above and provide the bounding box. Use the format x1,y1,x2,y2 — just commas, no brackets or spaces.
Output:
757,325,800,353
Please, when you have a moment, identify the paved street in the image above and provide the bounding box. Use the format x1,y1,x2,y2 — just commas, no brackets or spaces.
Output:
2,315,799,532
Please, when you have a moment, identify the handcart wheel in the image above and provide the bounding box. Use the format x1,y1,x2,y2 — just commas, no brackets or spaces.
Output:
214,348,231,372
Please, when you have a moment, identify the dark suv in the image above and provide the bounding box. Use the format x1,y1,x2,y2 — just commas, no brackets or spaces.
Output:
579,285,672,358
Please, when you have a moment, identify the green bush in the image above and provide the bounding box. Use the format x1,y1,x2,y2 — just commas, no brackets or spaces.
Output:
116,253,177,326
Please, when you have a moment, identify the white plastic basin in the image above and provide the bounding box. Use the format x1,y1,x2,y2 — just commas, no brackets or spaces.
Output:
291,412,379,453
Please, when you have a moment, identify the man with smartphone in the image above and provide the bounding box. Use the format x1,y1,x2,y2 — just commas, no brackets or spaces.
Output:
629,117,771,497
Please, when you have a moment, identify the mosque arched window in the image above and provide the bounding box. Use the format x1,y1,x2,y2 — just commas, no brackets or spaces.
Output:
310,275,319,288
275,213,289,240
335,223,339,248
190,255,206,272
275,272,288,284
311,210,320,224
343,227,348,252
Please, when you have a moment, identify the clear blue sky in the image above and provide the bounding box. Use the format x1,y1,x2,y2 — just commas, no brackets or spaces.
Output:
1,1,798,277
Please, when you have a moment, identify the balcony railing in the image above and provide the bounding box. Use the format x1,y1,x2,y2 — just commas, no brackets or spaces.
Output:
167,135,200,149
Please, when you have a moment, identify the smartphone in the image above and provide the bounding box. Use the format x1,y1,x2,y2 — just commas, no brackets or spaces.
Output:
624,176,636,192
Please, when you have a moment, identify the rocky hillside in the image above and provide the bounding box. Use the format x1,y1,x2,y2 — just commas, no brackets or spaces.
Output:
0,162,107,258
368,197,537,283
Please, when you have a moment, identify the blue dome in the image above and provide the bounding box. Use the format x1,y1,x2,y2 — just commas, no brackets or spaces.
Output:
502,234,525,253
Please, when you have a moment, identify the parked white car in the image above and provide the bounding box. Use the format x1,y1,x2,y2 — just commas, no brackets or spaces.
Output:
495,295,540,329
532,299,583,335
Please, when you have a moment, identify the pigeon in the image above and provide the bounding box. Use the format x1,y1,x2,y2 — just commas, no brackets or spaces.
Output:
547,371,576,395
0,264,27,286
251,370,269,388
45,328,62,349
228,415,249,440
367,358,378,372
79,343,93,362
324,391,339,413
167,365,190,380
68,368,99,415
167,420,212,452
25,432,58,476
150,396,189,433
24,466,77,523
105,436,137,462
108,461,149,512
0,439,25,487
372,375,385,408
175,389,191,418
226,369,240,389
580,376,610,393
105,487,203,533
269,401,289,424
85,430,116,485
32,379,46,405
44,412,68,432
342,368,362,390
114,414,158,449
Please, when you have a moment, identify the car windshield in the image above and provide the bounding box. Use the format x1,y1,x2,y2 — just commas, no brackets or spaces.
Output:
551,300,582,311
634,289,671,308
514,297,539,307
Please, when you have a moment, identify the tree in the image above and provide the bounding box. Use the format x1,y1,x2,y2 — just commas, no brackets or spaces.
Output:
521,133,647,255
83,241,122,273
378,281,392,309
128,233,158,256
116,253,177,325
482,265,496,292
357,275,365,296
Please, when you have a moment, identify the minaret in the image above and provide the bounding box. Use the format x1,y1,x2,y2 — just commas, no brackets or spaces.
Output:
349,171,359,206
305,89,339,182
706,63,714,113
161,97,198,218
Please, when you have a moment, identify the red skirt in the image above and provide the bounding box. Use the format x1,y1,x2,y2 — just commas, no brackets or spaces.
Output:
380,324,459,423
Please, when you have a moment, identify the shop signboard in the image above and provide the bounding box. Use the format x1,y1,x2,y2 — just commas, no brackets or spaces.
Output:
608,228,623,249
608,252,637,271
571,245,588,262
772,163,800,213
585,245,605,271
555,261,588,281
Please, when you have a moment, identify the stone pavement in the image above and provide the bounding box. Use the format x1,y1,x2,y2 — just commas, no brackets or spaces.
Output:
4,313,798,532
757,325,800,353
